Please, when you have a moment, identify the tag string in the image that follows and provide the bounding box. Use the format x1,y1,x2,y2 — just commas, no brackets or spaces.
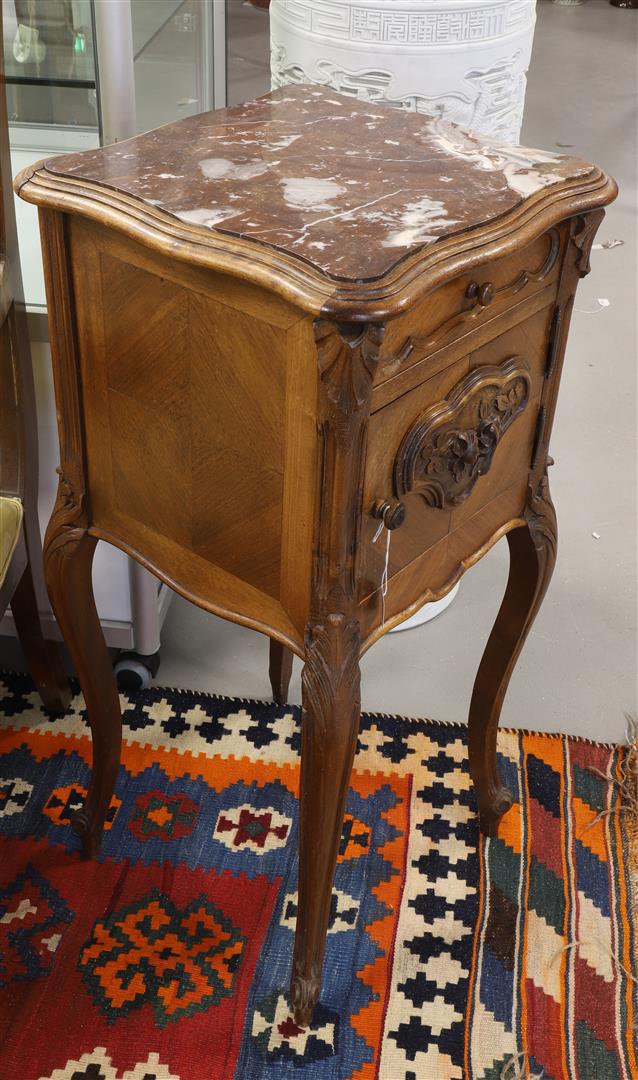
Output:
372,523,392,628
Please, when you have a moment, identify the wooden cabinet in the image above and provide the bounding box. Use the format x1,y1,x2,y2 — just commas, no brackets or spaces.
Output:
16,85,615,1026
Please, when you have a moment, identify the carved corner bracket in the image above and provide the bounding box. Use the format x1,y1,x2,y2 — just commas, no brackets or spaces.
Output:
526,456,558,564
394,357,531,509
571,210,605,277
43,465,88,564
314,319,385,417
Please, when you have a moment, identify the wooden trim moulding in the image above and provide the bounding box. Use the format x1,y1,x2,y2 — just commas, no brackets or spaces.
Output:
15,162,617,322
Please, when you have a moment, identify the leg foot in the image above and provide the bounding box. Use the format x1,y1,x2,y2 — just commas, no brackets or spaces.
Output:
290,614,361,1026
477,785,514,837
469,466,557,836
10,559,71,713
269,640,293,705
44,483,122,858
290,965,321,1028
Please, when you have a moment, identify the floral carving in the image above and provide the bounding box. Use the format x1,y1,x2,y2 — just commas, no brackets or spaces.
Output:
394,358,530,508
526,457,558,564
572,210,605,277
314,320,384,416
43,466,87,562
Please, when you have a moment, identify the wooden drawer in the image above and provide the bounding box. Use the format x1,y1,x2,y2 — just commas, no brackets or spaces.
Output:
358,303,556,642
372,225,564,394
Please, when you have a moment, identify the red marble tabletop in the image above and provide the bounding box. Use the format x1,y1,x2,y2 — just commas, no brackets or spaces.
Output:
44,85,595,283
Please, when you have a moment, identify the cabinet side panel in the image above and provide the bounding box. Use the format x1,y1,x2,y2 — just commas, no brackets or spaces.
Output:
70,217,308,646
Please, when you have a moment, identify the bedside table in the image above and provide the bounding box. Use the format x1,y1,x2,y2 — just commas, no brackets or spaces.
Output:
16,87,615,1025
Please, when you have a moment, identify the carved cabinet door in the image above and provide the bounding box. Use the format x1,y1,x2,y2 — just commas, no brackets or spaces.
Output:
358,301,558,639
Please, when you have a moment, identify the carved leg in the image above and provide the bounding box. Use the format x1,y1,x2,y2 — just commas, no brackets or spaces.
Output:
10,559,71,713
269,640,293,705
44,507,122,858
290,614,361,1026
468,468,557,835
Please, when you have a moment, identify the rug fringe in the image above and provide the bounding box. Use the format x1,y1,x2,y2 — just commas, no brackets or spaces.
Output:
500,1052,545,1079
552,939,637,985
621,714,638,928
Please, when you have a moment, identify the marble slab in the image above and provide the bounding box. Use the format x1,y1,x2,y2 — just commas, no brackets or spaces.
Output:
45,85,595,283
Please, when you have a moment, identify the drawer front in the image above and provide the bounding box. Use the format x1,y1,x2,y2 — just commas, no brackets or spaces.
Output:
359,304,555,640
372,226,564,393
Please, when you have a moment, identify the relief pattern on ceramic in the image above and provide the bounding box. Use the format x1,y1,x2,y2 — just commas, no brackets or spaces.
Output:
46,85,593,283
270,1,533,44
270,0,537,143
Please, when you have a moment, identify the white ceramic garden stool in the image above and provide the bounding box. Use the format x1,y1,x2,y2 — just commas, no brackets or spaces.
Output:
270,0,537,144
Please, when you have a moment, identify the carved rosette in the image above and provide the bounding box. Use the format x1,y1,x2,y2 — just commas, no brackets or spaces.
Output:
394,357,531,509
43,465,87,565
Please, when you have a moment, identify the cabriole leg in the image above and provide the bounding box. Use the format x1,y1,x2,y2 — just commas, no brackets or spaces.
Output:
290,613,361,1026
269,639,293,705
10,557,71,713
44,480,122,857
468,465,557,835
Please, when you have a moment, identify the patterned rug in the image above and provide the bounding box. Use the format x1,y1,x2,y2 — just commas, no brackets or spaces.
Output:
0,671,635,1080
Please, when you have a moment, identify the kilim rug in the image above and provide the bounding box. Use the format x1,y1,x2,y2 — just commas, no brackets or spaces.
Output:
0,671,635,1080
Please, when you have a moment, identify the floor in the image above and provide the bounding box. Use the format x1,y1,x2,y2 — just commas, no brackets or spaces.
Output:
2,0,636,743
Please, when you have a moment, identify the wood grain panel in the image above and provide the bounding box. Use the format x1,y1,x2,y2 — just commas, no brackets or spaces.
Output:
189,290,287,597
91,510,302,652
70,217,311,634
71,216,304,330
102,253,190,416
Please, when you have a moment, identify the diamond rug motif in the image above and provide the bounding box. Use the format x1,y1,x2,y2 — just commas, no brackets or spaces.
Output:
0,672,635,1079
79,887,245,1026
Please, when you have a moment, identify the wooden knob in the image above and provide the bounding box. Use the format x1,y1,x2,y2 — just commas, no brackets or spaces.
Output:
466,281,495,307
371,499,405,530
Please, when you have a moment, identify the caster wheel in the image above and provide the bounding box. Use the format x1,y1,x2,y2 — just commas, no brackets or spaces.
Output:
114,650,161,692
